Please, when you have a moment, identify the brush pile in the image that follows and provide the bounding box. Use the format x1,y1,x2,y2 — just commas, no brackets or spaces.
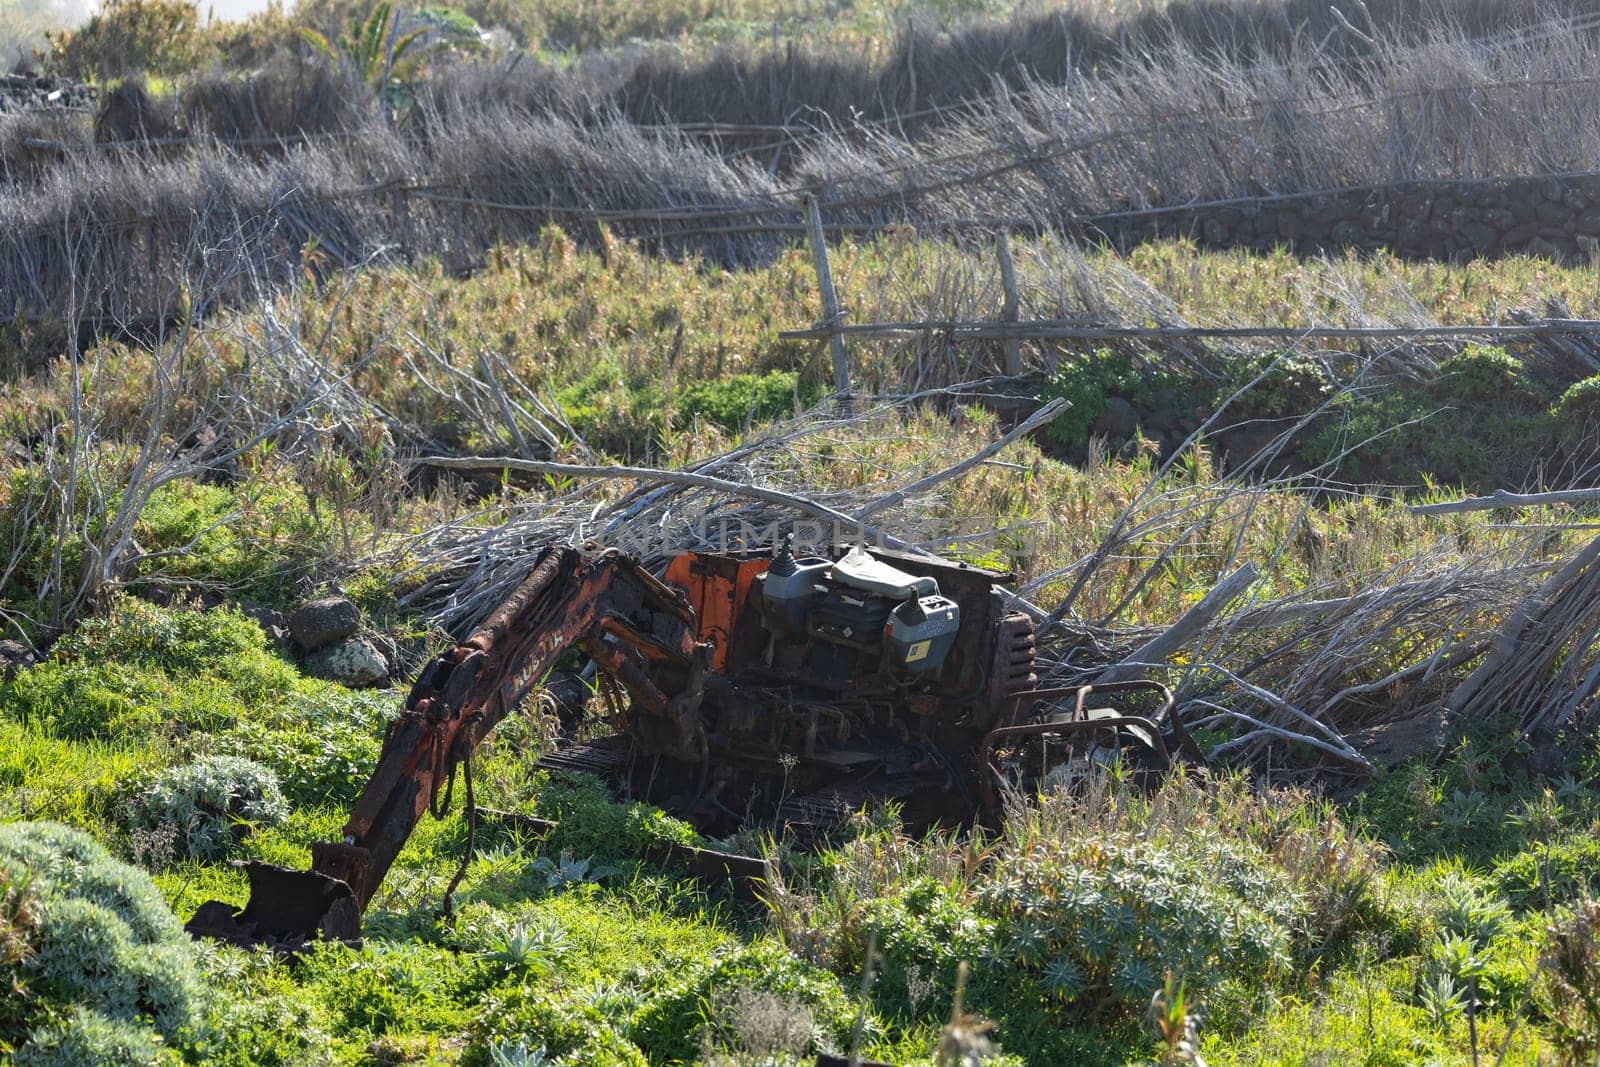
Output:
380,376,1600,782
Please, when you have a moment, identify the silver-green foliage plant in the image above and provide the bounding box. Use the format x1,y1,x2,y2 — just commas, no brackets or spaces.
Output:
769,772,1362,1057
15,1007,182,1067
0,821,207,1065
130,755,288,863
979,830,1299,1008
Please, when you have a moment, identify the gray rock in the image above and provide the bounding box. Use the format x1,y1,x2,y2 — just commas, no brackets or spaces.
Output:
1395,218,1430,254
0,639,36,678
1460,221,1498,254
1501,223,1541,246
1524,237,1567,260
1537,199,1570,226
369,631,401,673
289,597,362,651
1091,397,1141,441
1481,207,1515,231
1145,407,1181,433
305,637,389,688
1330,220,1367,245
236,603,288,647
1359,201,1390,231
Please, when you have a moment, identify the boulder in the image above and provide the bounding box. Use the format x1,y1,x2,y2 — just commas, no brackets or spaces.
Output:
1091,396,1141,441
1145,407,1181,433
1481,207,1515,231
305,637,389,688
0,639,36,678
1524,236,1566,261
1537,199,1570,226
1459,221,1499,255
235,603,292,650
1330,220,1367,246
289,597,362,651
369,631,402,674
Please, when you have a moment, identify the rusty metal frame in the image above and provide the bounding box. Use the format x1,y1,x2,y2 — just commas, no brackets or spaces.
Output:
977,680,1176,817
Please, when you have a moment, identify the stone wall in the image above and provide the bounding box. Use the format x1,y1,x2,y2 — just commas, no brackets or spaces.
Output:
1081,173,1600,261
0,75,96,114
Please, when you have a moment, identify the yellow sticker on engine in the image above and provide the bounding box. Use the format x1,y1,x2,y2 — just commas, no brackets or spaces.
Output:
905,640,930,663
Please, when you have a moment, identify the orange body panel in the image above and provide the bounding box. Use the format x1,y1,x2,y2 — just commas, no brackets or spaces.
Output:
664,553,771,671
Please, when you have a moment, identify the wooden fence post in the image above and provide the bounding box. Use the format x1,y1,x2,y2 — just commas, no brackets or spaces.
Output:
391,185,415,261
803,192,851,399
996,230,1023,376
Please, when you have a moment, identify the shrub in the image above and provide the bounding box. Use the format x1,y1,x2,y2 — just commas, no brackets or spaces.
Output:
1042,349,1189,447
1496,837,1600,908
630,940,857,1063
129,755,288,863
1430,868,1511,943
46,0,209,80
977,831,1297,1013
218,688,394,806
676,370,822,434
0,600,399,807
1435,345,1539,404
1042,349,1147,446
0,467,327,638
130,479,325,605
554,368,669,458
191,945,336,1067
1229,350,1334,418
297,941,480,1038
0,822,207,1061
1542,900,1600,1066
531,772,701,865
769,774,1338,1061
14,1007,183,1067
48,599,291,692
857,878,995,1020
1555,375,1600,424
2,601,300,741
0,864,40,1037
468,984,646,1067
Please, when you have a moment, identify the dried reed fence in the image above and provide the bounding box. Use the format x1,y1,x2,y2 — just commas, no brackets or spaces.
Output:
10,19,1600,332
46,0,1600,159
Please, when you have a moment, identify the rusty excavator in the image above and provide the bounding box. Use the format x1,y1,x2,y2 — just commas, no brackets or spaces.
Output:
188,538,1198,950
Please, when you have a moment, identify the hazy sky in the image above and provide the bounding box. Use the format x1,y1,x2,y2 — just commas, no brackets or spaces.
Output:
196,0,273,22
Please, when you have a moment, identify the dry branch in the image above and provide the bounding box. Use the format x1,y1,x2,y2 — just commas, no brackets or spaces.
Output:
1410,487,1600,515
420,454,907,547
855,398,1065,519
1097,565,1259,685
779,319,1600,343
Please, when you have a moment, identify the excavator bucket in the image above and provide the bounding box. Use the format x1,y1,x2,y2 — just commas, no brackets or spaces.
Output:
185,861,361,951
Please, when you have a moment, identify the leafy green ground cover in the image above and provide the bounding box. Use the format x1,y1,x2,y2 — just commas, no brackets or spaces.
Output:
2,586,1599,1064
4,236,1600,1063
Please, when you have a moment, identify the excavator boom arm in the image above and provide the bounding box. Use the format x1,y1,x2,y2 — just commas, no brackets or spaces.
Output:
187,544,701,949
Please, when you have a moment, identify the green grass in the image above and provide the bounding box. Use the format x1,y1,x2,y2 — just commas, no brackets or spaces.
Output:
4,232,1600,1063
2,594,1599,1064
